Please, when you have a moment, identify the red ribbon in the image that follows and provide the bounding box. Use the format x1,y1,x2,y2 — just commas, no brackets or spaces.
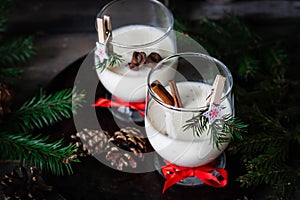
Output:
92,97,146,118
161,160,228,193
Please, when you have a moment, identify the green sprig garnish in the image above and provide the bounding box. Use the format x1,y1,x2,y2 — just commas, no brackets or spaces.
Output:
95,51,124,72
183,111,247,149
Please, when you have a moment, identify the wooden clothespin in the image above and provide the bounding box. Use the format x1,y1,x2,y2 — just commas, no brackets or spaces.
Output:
203,75,226,124
210,75,226,105
97,15,112,44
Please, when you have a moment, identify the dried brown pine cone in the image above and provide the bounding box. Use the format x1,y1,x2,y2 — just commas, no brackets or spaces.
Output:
0,166,52,200
74,128,110,157
104,127,147,171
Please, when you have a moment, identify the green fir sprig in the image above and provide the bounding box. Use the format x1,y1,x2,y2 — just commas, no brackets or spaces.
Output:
5,88,85,133
0,88,85,175
0,131,79,175
183,110,247,149
0,0,12,31
0,67,24,79
95,51,124,73
0,36,35,83
182,108,209,137
0,36,35,67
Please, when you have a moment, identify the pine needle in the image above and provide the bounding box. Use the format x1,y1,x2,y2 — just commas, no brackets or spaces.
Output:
183,112,247,150
0,67,24,80
95,51,124,72
0,0,12,31
0,36,36,67
6,88,85,132
0,131,79,175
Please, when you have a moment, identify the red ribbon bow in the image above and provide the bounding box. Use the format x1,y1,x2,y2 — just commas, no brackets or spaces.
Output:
161,161,228,193
92,97,146,118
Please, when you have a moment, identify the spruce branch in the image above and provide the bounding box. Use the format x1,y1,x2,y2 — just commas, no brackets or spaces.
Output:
228,132,287,157
237,167,287,188
0,36,35,67
0,131,79,175
0,67,24,84
182,108,209,136
237,56,258,79
236,158,298,200
95,51,124,73
222,114,247,141
267,47,287,70
6,88,85,132
0,0,13,31
108,52,124,67
183,110,247,149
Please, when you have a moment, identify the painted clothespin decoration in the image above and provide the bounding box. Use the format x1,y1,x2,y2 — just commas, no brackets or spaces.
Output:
210,75,226,106
96,15,113,63
203,75,226,124
97,15,112,44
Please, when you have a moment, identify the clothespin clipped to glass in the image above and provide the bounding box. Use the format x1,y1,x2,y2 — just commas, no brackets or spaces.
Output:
206,75,226,106
97,15,112,44
210,75,226,106
95,15,113,63
204,75,226,124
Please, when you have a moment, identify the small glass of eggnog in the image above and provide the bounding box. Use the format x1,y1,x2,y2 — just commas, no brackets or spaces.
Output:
145,53,234,185
94,0,176,122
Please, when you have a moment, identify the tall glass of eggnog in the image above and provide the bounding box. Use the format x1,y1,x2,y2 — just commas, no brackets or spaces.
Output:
94,0,175,122
145,53,233,186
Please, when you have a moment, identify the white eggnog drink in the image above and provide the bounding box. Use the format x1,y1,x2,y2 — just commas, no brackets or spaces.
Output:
145,81,232,167
96,25,176,102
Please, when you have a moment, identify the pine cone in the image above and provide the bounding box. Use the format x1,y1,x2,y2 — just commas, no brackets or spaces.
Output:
0,166,52,200
74,128,110,157
105,127,147,171
0,83,13,124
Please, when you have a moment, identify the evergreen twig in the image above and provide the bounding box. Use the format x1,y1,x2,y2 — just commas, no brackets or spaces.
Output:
0,36,35,67
95,51,124,72
182,108,209,136
183,111,247,149
0,67,24,80
0,131,79,175
0,0,12,31
6,88,85,132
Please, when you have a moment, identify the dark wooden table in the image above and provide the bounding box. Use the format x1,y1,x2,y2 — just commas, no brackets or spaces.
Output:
43,54,266,200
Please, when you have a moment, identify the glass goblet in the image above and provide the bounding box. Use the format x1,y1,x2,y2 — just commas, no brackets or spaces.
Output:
145,52,233,186
94,0,175,122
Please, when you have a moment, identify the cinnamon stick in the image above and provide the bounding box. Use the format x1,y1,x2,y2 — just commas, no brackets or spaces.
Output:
169,80,183,108
150,80,174,106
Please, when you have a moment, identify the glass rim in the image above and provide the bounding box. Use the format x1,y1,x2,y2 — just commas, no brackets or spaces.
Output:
95,0,174,49
147,52,233,112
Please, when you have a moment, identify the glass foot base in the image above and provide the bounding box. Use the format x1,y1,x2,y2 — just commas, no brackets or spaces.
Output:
105,94,145,123
109,106,144,123
154,153,226,187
